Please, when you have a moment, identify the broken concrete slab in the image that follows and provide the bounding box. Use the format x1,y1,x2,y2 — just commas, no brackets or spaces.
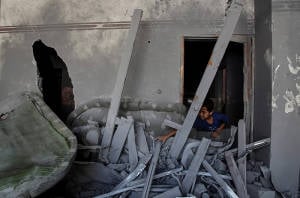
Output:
109,117,133,163
225,151,248,198
258,190,276,198
247,184,276,198
127,124,138,171
182,138,211,194
212,158,228,173
260,166,271,180
246,171,261,184
113,154,152,190
142,141,162,198
260,176,273,189
193,183,208,197
203,160,239,198
135,122,150,155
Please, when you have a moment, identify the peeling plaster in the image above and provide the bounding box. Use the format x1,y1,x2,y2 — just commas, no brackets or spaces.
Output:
283,90,296,114
272,54,300,114
283,55,300,114
287,56,300,75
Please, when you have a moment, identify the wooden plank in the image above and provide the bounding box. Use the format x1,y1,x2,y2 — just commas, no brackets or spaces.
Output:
225,151,248,198
182,138,211,194
202,160,239,198
238,119,247,184
109,117,133,163
101,9,143,154
127,124,138,171
141,141,162,198
219,138,271,159
95,168,182,198
136,122,150,155
169,0,244,159
113,154,152,190
161,119,182,130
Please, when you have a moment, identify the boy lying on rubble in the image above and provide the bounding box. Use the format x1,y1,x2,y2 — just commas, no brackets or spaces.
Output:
158,98,229,142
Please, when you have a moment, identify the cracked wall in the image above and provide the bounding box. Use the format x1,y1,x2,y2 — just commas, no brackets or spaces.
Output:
0,0,253,104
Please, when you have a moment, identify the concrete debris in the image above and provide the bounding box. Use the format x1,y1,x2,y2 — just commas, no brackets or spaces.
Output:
65,110,274,198
153,186,182,198
260,165,271,180
247,184,276,198
193,183,208,197
127,124,139,171
246,171,261,183
142,141,162,198
64,94,274,198
225,151,247,198
212,158,228,174
109,117,133,163
72,124,102,146
113,154,152,190
182,138,211,194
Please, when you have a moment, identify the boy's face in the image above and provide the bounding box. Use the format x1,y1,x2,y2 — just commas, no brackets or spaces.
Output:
199,107,213,120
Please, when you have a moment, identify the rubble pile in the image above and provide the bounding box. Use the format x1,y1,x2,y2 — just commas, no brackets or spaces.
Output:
63,98,274,198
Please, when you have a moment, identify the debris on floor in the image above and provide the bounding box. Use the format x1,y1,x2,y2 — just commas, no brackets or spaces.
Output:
60,98,275,198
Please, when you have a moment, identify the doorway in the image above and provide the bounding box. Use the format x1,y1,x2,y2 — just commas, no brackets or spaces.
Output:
182,38,245,126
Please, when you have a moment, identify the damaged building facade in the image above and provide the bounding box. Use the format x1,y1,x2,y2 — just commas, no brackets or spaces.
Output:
0,0,299,197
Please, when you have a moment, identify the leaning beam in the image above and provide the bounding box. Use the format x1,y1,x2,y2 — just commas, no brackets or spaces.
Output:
225,151,248,198
101,9,143,154
237,119,247,185
169,0,243,159
202,160,239,198
182,138,211,194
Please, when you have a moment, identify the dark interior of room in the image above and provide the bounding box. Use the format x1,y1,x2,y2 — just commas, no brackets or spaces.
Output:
184,39,244,125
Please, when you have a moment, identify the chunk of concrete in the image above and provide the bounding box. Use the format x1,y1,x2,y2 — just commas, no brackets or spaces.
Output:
258,190,276,198
193,183,208,197
246,171,261,184
153,186,182,198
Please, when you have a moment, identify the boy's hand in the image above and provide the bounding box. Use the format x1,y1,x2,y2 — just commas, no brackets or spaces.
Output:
157,130,177,143
157,135,169,143
211,124,225,138
211,131,220,138
211,128,222,138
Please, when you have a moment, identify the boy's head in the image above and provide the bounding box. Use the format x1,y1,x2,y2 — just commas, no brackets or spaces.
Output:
199,98,214,120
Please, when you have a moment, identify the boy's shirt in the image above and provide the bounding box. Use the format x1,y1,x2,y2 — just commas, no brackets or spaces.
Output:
193,112,229,132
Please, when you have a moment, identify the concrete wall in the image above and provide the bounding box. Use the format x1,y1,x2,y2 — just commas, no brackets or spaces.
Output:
253,0,272,164
0,0,253,105
270,0,300,196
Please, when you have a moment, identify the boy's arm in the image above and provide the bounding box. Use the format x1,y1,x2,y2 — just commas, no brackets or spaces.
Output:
211,113,228,138
157,130,177,143
211,123,226,138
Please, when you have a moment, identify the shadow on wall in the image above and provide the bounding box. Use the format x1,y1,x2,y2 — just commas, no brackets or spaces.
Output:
0,1,68,101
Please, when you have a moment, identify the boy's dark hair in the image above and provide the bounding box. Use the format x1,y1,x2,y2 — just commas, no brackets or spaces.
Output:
202,98,214,112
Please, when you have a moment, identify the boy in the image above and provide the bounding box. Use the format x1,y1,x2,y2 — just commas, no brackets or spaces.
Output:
193,98,229,138
158,98,229,142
